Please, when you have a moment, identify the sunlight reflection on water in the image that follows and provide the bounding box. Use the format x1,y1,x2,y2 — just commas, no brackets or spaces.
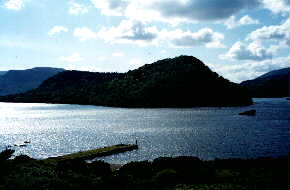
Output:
0,98,289,163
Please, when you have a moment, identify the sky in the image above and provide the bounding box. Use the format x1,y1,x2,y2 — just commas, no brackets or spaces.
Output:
0,0,289,82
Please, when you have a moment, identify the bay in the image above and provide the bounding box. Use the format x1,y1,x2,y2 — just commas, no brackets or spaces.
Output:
0,98,289,164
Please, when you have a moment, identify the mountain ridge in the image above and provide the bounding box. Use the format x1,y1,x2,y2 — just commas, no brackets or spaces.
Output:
0,67,65,96
240,68,290,98
0,56,253,107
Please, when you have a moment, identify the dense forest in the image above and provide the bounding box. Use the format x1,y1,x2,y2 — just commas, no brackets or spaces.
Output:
240,68,290,98
0,56,252,107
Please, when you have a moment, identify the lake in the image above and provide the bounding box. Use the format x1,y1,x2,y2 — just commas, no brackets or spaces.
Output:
0,98,289,164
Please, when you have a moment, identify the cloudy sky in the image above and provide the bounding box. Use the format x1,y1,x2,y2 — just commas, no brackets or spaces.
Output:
0,0,289,82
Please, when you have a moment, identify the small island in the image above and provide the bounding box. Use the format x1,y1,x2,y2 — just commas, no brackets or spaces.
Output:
238,109,256,116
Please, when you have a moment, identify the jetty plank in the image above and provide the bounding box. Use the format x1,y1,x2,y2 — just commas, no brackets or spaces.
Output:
44,144,138,163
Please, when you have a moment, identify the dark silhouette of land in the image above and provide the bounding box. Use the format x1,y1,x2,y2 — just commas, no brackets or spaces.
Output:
0,56,252,107
240,68,290,98
0,67,64,96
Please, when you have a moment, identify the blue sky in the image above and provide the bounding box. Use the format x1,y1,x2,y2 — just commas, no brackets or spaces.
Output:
0,0,289,82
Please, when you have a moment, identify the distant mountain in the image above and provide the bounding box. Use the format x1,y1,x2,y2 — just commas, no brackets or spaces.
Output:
0,56,252,107
240,68,290,98
0,71,7,76
0,67,65,96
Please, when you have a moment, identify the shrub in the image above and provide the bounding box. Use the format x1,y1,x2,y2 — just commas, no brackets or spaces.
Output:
119,161,153,179
0,149,15,161
5,164,58,190
13,155,35,163
89,160,111,177
153,169,180,186
56,159,88,177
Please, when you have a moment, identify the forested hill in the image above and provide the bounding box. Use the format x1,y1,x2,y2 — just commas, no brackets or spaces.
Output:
240,68,290,98
2,71,123,105
0,56,253,107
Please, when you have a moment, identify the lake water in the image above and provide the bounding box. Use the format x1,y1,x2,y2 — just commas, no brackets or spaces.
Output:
0,98,289,164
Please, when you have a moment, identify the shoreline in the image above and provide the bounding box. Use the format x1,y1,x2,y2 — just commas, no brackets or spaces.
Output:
0,148,287,190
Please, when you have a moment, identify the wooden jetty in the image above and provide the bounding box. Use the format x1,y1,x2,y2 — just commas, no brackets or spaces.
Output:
44,144,138,163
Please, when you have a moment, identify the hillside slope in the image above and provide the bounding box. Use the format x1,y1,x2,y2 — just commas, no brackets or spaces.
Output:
0,67,64,95
240,68,290,97
0,56,252,107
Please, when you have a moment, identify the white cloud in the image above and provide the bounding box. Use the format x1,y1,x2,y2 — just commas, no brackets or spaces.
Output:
220,41,273,61
69,1,89,15
129,58,143,66
73,27,98,41
90,0,128,16
224,15,260,29
3,0,27,10
98,20,225,48
90,0,262,24
64,65,103,72
112,52,124,57
59,52,83,63
161,28,225,48
247,19,290,46
128,58,144,70
89,0,290,25
220,18,289,65
96,56,107,62
209,56,290,82
97,20,158,45
48,26,69,36
262,0,290,15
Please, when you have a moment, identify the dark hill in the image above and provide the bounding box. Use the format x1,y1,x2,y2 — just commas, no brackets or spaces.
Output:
95,56,252,107
1,71,123,105
240,68,290,97
0,67,64,96
0,56,252,107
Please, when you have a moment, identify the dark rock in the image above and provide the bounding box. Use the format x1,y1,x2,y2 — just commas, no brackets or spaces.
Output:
239,109,256,116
